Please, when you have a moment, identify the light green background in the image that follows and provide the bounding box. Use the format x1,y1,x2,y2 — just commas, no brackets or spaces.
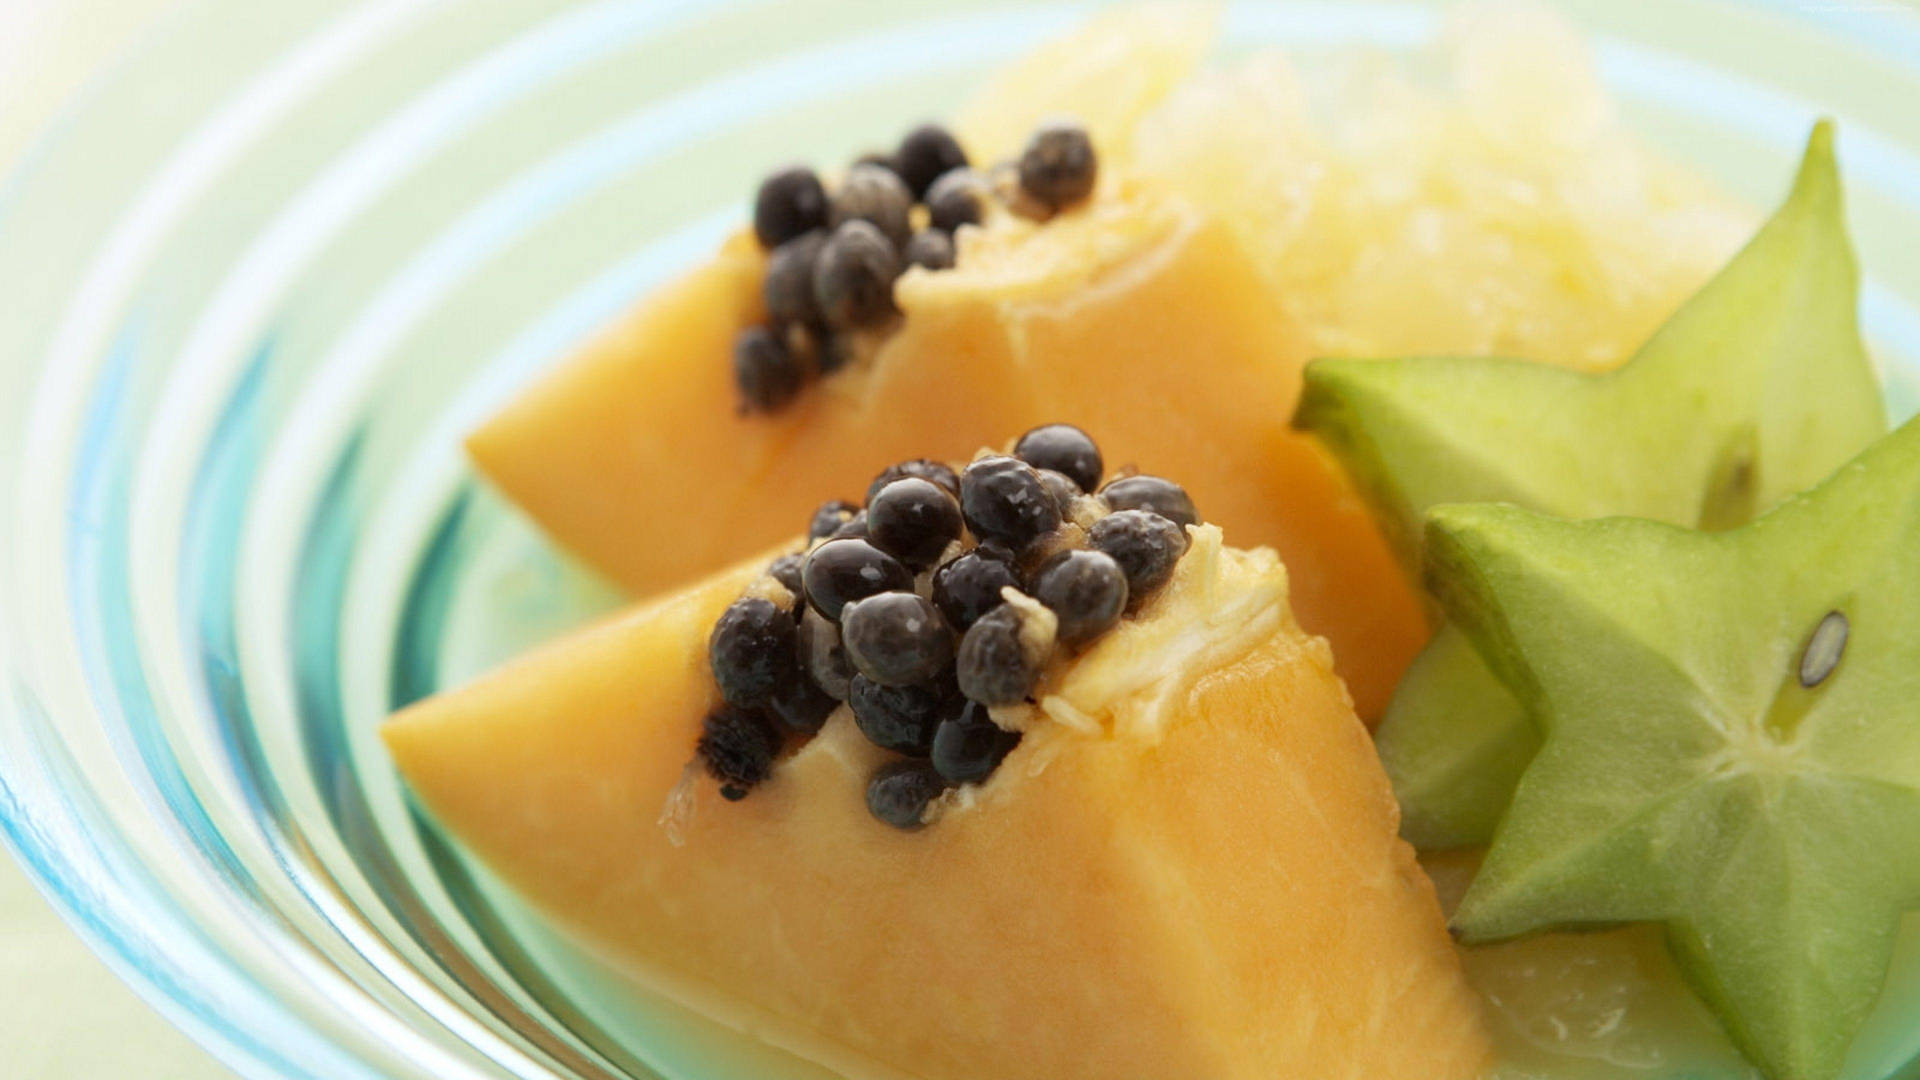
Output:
6,2,1919,1079
1,10,231,1079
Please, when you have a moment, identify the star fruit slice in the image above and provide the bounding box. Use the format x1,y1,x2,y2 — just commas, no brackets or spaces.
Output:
1428,414,1920,1080
1293,121,1885,848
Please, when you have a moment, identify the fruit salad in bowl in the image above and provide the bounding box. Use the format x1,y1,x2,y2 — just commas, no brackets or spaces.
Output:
383,6,1920,1080
6,3,1920,1080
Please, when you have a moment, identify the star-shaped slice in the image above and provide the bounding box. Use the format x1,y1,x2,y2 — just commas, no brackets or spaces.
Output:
1429,414,1920,1080
1293,121,1885,848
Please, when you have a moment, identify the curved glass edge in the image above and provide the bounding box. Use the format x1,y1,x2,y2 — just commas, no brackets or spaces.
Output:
3,2,1920,1079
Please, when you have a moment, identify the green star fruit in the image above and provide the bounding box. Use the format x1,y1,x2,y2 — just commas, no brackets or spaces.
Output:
1293,120,1886,849
1428,413,1920,1080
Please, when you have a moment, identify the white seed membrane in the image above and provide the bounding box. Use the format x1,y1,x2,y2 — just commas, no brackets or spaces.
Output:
741,572,796,611
1015,525,1298,743
658,759,703,848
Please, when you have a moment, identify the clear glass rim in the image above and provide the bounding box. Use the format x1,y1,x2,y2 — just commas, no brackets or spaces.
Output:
4,3,1920,1080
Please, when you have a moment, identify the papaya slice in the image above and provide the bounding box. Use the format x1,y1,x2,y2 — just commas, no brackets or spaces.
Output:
385,527,1489,1080
468,190,1426,720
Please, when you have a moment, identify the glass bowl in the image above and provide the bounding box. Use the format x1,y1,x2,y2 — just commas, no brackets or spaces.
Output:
3,2,1919,1078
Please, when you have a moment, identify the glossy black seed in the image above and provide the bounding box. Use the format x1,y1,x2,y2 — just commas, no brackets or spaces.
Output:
841,591,955,687
1099,474,1200,529
732,326,805,413
753,166,828,249
960,455,1061,549
1088,509,1188,604
1014,423,1103,491
853,149,900,175
1035,469,1082,518
829,163,913,249
925,167,991,232
902,228,955,271
847,672,960,755
829,509,870,540
866,759,949,830
972,537,1019,564
798,607,855,700
866,458,960,505
809,499,860,541
956,602,1052,706
814,220,900,329
767,552,806,603
765,674,837,735
802,537,911,621
1018,121,1097,211
814,328,856,375
763,229,826,326
1031,549,1128,648
931,701,1022,783
698,705,783,800
868,477,964,569
708,597,798,706
932,550,1021,632
895,123,969,197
